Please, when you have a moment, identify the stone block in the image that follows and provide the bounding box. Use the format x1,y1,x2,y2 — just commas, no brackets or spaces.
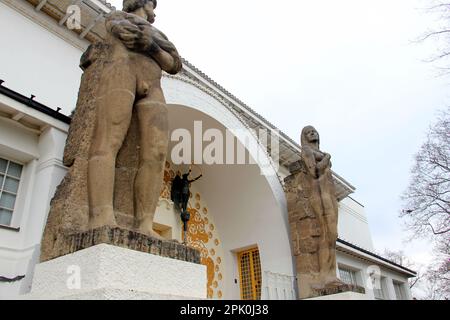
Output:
27,244,207,300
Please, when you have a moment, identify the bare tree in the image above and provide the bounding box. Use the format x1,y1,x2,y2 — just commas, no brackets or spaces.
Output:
401,106,450,239
425,240,450,299
419,1,450,73
382,249,424,290
400,106,450,299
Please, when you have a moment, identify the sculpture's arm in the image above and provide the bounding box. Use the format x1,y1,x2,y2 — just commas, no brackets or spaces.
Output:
301,148,318,178
142,29,182,74
317,153,331,176
145,40,182,74
105,13,182,74
188,174,203,183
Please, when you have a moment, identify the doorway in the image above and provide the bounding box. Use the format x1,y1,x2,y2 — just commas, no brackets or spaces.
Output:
238,248,262,300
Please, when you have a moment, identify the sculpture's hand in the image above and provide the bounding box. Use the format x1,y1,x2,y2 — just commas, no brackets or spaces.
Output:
118,28,156,53
135,29,156,52
111,20,140,36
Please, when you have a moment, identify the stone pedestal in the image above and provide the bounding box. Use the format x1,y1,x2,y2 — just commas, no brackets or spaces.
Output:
42,226,201,263
27,244,207,300
306,291,369,300
312,283,365,297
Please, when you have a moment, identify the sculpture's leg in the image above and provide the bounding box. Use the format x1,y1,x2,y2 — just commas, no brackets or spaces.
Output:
181,193,189,213
134,98,168,238
323,213,340,283
88,62,136,229
317,234,332,280
318,173,341,284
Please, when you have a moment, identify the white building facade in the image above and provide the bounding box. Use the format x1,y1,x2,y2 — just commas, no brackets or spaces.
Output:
0,0,415,300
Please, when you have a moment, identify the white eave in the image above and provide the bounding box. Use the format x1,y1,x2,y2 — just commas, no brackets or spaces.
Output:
337,239,417,278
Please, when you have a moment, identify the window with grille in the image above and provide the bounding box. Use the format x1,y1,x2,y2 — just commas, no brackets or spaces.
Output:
393,281,406,300
238,248,262,300
338,266,359,286
0,158,23,226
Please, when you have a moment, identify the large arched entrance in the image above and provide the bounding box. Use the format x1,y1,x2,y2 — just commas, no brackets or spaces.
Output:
152,76,296,300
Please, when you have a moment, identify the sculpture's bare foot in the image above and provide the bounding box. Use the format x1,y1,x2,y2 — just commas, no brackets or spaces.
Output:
89,206,117,229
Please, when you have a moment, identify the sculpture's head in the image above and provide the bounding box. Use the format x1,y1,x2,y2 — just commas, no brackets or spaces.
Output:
123,0,157,23
301,125,320,148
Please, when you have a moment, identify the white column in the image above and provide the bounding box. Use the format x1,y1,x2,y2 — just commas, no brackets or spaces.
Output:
18,127,67,295
385,276,397,300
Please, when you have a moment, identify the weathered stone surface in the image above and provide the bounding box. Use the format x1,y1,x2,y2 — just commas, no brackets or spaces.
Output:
40,1,183,262
57,226,201,264
313,283,365,297
285,126,345,299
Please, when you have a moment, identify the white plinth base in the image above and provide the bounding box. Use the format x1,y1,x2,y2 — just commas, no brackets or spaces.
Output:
307,292,369,300
26,244,207,300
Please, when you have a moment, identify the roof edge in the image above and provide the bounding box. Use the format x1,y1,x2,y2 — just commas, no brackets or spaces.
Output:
337,238,417,277
0,81,71,125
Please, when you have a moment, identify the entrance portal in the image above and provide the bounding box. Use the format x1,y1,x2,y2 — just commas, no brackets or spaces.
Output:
238,248,262,300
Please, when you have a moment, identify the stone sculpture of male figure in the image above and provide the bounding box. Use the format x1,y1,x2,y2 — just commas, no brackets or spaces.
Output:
87,0,182,237
40,0,189,261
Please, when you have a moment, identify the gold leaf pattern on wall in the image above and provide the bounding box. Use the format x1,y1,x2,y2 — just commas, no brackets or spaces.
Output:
184,206,223,299
160,161,175,200
160,161,224,299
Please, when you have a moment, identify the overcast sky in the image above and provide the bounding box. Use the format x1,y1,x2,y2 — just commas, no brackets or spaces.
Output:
110,0,448,277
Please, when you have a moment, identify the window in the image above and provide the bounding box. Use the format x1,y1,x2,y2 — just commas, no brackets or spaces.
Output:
338,266,359,286
393,281,406,300
373,277,387,300
0,158,23,226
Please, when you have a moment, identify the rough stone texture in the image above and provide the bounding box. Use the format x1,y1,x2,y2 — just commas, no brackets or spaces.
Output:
59,226,201,264
312,283,365,297
28,244,207,300
40,4,183,262
40,42,109,262
47,289,201,300
285,126,345,299
307,290,369,301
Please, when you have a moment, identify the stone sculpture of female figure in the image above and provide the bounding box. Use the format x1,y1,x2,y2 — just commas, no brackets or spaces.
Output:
285,126,346,298
300,126,342,288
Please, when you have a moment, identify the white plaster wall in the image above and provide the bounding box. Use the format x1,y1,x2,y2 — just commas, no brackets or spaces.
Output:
0,108,69,298
0,118,39,162
154,199,183,242
338,197,375,251
0,0,87,115
197,164,295,300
